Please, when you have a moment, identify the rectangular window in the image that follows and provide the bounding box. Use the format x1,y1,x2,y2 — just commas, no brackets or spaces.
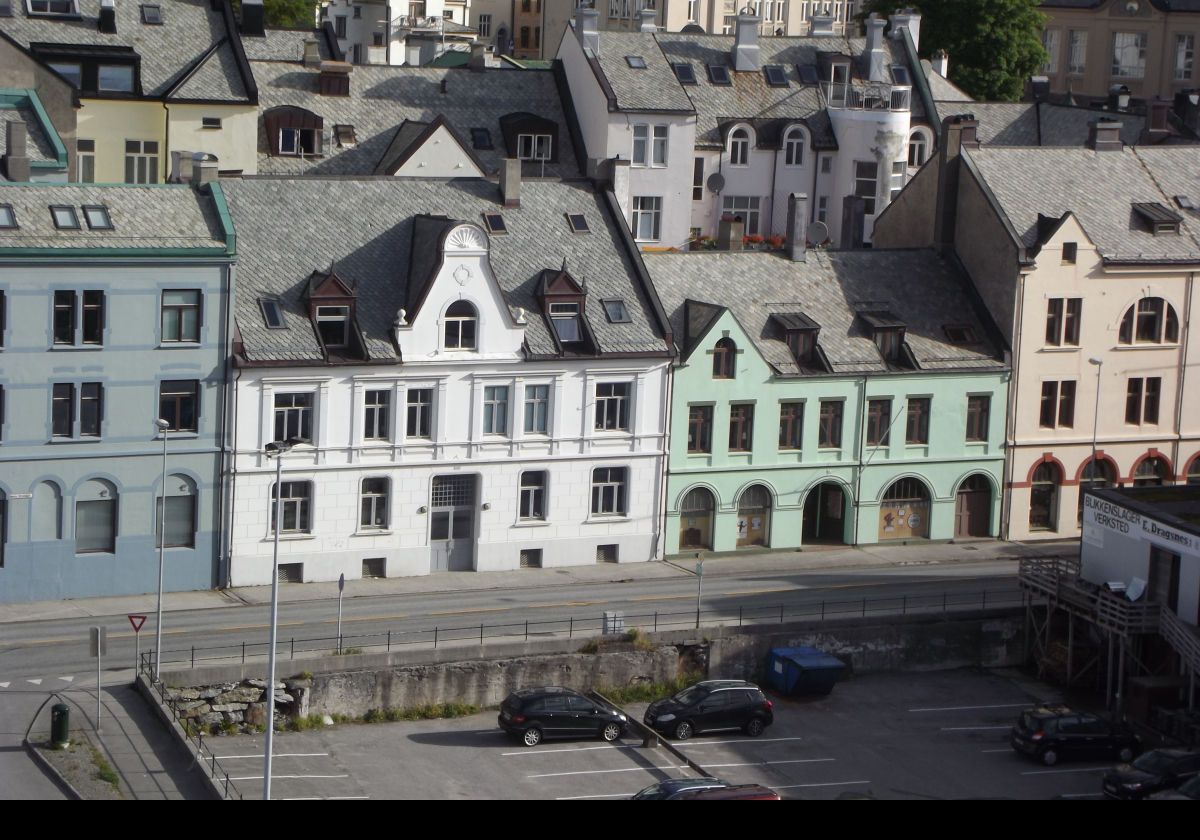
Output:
632,196,662,241
315,305,349,348
157,495,196,549
889,160,906,202
1068,29,1087,74
818,400,842,448
161,290,200,343
272,481,312,534
1112,31,1148,78
1062,242,1077,263
53,290,76,345
1125,377,1161,425
159,380,198,432
523,384,549,434
693,158,704,201
124,140,159,184
79,382,102,437
1039,381,1076,428
364,389,390,440
652,125,668,166
817,196,828,223
591,467,627,516
360,478,389,530
274,392,313,442
867,398,891,446
595,382,631,431
728,404,754,451
52,382,74,437
279,128,319,156
519,471,546,520
1045,298,1080,346
48,62,81,88
721,196,762,236
478,13,490,36
97,64,134,92
75,499,115,553
966,395,990,442
688,404,713,453
1042,29,1060,73
517,133,552,160
1177,34,1195,81
854,160,878,215
483,385,509,435
779,401,803,450
335,15,347,37
406,388,432,438
77,139,95,183
905,398,930,445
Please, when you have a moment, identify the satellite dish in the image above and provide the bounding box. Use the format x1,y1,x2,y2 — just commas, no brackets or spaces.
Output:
706,172,726,194
805,220,829,246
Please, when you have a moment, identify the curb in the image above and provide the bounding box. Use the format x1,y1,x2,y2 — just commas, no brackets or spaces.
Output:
22,738,85,801
135,673,226,800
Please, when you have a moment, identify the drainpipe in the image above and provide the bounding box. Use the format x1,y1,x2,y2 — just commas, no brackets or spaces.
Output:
1001,272,1027,541
1173,272,1193,480
770,140,781,235
161,100,170,183
809,152,820,224
221,263,241,590
851,375,867,544
654,359,674,560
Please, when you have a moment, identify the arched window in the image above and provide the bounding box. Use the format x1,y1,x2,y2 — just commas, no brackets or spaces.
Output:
908,129,930,167
679,487,715,550
880,477,931,539
783,127,805,167
712,337,736,379
157,474,197,549
32,481,63,541
1187,456,1200,485
736,484,771,547
444,301,478,350
729,127,750,166
1119,297,1179,345
76,478,118,553
1029,462,1060,531
1077,458,1116,524
1133,456,1170,487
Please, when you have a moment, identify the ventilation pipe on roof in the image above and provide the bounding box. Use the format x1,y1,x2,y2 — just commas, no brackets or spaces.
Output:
638,8,657,32
192,152,219,186
98,0,116,34
888,10,921,51
575,6,600,55
170,149,192,183
241,0,266,37
319,60,352,96
303,38,322,69
3,121,30,182
864,14,887,82
786,193,808,262
809,15,835,36
931,50,948,77
1088,118,1123,151
501,157,521,208
733,9,761,72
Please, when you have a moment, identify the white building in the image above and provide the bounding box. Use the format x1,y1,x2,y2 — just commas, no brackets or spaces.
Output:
320,0,474,65
221,174,674,585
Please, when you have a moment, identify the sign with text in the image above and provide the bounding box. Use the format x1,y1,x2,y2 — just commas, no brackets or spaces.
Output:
1082,495,1199,558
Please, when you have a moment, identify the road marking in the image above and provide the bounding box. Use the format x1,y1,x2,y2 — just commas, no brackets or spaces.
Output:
726,587,796,596
428,606,509,616
556,792,638,800
703,758,835,769
282,796,371,800
528,765,686,779
230,774,351,781
773,781,871,790
501,744,639,757
526,601,600,609
58,676,74,683
629,594,693,602
0,682,9,689
911,703,1031,713
213,752,331,760
981,749,1011,753
26,678,42,685
940,726,1010,731
1020,766,1109,776
680,736,806,747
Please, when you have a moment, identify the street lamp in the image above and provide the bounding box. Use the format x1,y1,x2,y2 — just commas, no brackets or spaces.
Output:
1088,357,1104,489
153,418,170,683
262,437,303,802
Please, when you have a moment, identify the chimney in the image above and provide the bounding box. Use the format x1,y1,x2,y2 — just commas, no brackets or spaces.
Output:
191,152,219,186
318,60,352,96
717,213,745,251
638,8,657,32
575,7,600,55
1108,84,1131,112
170,149,192,183
809,15,835,36
98,0,116,34
468,42,488,72
955,113,979,149
864,14,887,82
1029,75,1050,102
610,157,630,207
888,9,921,51
933,114,974,251
1088,118,1123,151
839,195,865,250
501,158,521,208
1172,90,1200,133
1149,99,1170,132
786,193,808,262
3,121,30,182
931,49,948,77
303,38,322,69
732,10,761,72
241,0,265,37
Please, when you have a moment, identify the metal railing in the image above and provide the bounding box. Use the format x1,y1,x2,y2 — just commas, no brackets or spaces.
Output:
148,586,1021,672
1019,556,1160,636
1160,607,1200,675
822,81,911,111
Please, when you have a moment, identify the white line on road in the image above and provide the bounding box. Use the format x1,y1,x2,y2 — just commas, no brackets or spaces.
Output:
939,726,1011,731
1020,766,1109,776
214,753,331,760
981,749,1012,753
58,676,74,683
910,703,1032,713
229,774,351,781
282,796,371,800
0,682,8,689
679,737,806,747
773,781,871,790
556,793,639,800
26,679,42,685
501,744,640,757
1060,793,1105,799
528,765,685,779
703,758,836,769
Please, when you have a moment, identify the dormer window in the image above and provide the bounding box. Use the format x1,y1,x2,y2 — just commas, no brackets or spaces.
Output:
265,106,324,157
517,133,551,161
860,311,912,369
1132,202,1182,235
875,328,903,361
772,313,826,372
315,305,350,348
729,128,750,166
501,112,558,164
444,300,477,350
786,329,818,366
48,62,82,88
549,302,582,342
281,127,320,156
28,0,77,16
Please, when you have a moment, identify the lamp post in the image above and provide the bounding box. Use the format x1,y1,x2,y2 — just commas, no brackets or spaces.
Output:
153,418,170,683
1088,357,1104,493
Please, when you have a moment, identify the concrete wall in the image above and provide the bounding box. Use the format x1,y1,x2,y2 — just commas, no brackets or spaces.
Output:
872,150,939,249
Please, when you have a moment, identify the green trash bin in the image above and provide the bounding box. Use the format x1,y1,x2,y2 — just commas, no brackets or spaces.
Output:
51,704,70,747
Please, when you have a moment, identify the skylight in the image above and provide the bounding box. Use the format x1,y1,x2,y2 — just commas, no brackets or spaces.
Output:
796,64,819,85
50,205,79,230
140,3,161,24
0,204,15,229
334,123,357,147
673,62,697,85
763,65,788,87
602,299,630,323
943,324,978,345
0,0,12,18
470,128,493,150
707,65,732,85
260,299,286,329
890,65,911,85
482,213,508,235
626,55,647,69
1175,194,1198,211
566,213,590,234
82,205,112,230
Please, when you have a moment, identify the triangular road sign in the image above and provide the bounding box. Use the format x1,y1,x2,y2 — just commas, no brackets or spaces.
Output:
128,614,147,633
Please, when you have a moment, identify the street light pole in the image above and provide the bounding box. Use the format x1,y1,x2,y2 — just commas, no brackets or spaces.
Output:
1088,357,1104,494
262,439,292,802
153,418,170,683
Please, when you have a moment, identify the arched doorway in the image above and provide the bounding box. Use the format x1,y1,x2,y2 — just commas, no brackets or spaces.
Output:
954,474,992,538
1029,462,1061,532
736,485,771,548
679,487,715,551
879,477,931,540
803,482,847,544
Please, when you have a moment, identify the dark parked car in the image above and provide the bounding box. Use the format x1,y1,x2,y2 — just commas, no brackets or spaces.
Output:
1148,773,1200,800
631,778,731,800
1102,749,1200,800
498,686,628,747
1009,705,1140,766
644,679,773,740
673,784,781,800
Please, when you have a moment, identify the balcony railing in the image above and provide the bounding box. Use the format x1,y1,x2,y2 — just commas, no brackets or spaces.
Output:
822,81,911,112
392,15,444,31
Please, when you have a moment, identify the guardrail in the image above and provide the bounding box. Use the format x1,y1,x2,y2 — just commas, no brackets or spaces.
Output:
148,587,1021,672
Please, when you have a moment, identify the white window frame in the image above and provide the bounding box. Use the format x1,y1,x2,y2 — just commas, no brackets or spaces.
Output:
729,127,751,166
483,385,509,436
405,387,434,439
523,383,550,435
784,127,805,167
854,160,878,215
272,480,313,534
315,304,350,348
1068,29,1087,74
632,196,662,242
519,470,547,520
590,466,628,517
364,389,391,441
359,477,390,531
517,133,552,161
595,382,632,432
1112,31,1148,79
1177,33,1195,81
478,13,491,37
1042,29,1060,74
124,139,158,184
273,392,314,443
721,195,762,236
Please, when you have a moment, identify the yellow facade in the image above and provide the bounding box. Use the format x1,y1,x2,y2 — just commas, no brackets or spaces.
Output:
167,104,259,176
76,99,164,183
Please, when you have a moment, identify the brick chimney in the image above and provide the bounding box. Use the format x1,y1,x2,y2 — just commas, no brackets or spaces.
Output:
575,7,600,55
501,158,521,208
638,8,657,32
98,0,116,34
732,11,761,72
241,0,265,37
888,9,921,51
786,193,808,262
864,14,887,82
3,121,30,182
1088,118,1123,151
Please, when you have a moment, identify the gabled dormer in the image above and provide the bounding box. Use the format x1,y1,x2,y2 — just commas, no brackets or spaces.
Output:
32,43,142,95
499,112,558,165
538,265,596,355
770,312,830,373
859,310,917,370
304,267,365,360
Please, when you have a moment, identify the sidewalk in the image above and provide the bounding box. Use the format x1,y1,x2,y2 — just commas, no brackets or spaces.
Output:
0,538,1079,625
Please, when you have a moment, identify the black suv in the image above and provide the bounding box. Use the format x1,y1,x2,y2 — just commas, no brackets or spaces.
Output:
631,778,731,800
498,686,628,747
1102,748,1200,800
1009,705,1140,766
644,680,774,740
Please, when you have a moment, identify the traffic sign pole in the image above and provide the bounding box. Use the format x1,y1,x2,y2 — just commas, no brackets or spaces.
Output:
128,615,147,680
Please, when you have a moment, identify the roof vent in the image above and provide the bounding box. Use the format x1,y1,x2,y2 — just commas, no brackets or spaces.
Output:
1132,202,1182,235
319,60,352,97
732,10,761,72
98,0,116,34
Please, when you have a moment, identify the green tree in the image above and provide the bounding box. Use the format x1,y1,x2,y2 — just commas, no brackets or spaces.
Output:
232,0,320,30
863,0,1047,101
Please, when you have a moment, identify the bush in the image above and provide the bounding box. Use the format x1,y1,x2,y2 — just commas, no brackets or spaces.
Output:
624,628,656,652
578,638,600,654
334,647,364,656
598,671,704,705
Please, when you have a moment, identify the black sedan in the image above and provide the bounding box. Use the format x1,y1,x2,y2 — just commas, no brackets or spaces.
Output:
1102,749,1200,800
498,686,628,747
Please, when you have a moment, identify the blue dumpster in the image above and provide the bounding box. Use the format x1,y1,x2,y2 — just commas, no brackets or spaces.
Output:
766,647,846,696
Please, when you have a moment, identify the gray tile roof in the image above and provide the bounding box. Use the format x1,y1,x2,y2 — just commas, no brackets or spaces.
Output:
950,101,1146,147
0,105,56,163
0,183,228,251
241,27,335,62
644,249,1005,376
1130,147,1200,221
922,61,972,102
589,30,695,113
967,146,1200,261
221,177,670,364
250,61,580,177
0,0,251,102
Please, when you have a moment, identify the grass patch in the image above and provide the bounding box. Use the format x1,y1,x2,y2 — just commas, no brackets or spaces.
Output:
289,712,353,731
598,671,704,705
578,639,600,654
624,628,656,651
333,647,364,656
291,671,314,681
362,703,479,723
88,746,120,792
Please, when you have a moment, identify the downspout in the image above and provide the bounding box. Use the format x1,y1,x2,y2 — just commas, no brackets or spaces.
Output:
851,374,867,544
1172,272,1193,480
810,146,820,224
655,358,674,561
770,140,781,234
161,100,170,182
1001,271,1027,541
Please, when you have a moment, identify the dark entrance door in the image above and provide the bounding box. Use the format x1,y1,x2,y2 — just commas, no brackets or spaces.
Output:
1149,545,1182,612
803,482,846,544
954,474,991,538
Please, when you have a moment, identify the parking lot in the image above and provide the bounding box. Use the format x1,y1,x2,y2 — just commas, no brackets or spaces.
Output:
208,669,1120,800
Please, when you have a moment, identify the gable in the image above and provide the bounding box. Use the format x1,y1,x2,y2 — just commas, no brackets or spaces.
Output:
379,118,486,178
679,307,771,380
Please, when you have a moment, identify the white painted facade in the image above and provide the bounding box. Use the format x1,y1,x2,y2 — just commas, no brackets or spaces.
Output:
387,123,485,177
321,0,472,65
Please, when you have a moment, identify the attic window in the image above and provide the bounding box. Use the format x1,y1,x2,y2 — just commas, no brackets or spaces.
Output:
140,3,161,24
27,0,77,16
566,213,590,234
673,63,697,84
0,204,16,229
334,124,357,147
707,65,732,85
890,65,911,85
280,127,320,156
1174,194,1198,211
875,327,905,362
50,205,79,230
626,55,647,69
82,205,112,230
260,299,287,329
796,64,819,84
470,128,493,149
763,65,788,87
1132,201,1182,235
315,305,350,348
201,117,222,129
602,299,630,323
942,324,978,345
549,301,582,342
482,213,507,235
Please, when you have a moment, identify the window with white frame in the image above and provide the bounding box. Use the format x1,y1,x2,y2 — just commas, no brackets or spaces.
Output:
1042,29,1060,74
1112,32,1147,78
817,196,828,223
315,305,350,348
406,388,432,438
854,160,878,215
478,13,491,36
161,290,200,343
274,392,313,442
591,467,627,516
688,0,698,20
595,382,630,431
632,196,662,241
524,384,549,434
75,480,117,553
77,139,95,183
279,127,320,156
29,0,77,16
1068,30,1087,74
549,302,582,343
517,134,552,161
908,132,928,167
1177,34,1195,81
519,471,546,520
632,124,667,167
444,301,477,350
360,477,389,529
483,385,509,435
364,389,390,440
124,140,158,184
784,127,804,167
729,127,750,166
889,160,906,202
721,196,762,235
651,124,668,166
271,481,312,534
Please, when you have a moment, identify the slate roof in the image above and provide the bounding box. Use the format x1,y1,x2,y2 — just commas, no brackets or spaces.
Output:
220,177,670,364
241,27,336,62
250,61,580,177
0,0,253,102
0,183,228,251
0,104,57,163
644,249,1005,376
1130,146,1200,219
921,60,972,102
966,146,1200,262
588,30,695,113
950,101,1147,147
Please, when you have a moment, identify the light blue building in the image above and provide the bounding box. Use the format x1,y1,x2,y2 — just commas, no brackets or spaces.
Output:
0,179,235,601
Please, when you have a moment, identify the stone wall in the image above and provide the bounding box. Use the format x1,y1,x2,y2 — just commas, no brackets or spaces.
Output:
163,677,312,734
